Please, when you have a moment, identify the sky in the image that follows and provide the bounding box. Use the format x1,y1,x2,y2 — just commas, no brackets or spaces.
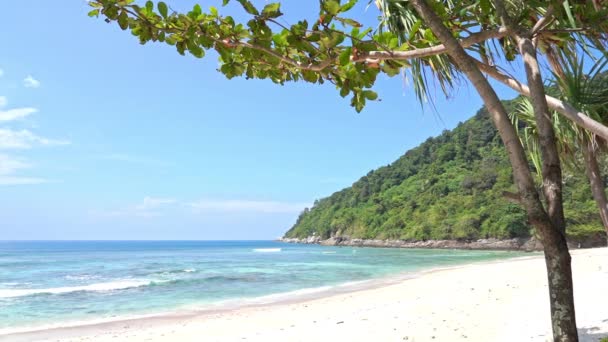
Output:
0,1,521,240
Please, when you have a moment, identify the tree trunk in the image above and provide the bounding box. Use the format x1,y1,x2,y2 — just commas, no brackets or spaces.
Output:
513,32,578,341
539,224,578,341
515,36,566,232
582,139,608,235
409,1,578,341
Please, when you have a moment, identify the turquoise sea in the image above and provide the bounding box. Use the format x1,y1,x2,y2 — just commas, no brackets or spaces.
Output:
0,241,523,332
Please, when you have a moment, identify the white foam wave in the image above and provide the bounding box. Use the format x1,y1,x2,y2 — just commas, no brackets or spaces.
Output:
65,274,99,281
0,280,152,298
183,268,196,273
246,285,334,304
322,251,336,254
252,248,281,253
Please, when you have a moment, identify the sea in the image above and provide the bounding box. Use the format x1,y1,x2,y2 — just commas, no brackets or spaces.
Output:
0,240,524,333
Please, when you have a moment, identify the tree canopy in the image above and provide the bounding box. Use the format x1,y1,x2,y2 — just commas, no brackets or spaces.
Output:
89,0,608,131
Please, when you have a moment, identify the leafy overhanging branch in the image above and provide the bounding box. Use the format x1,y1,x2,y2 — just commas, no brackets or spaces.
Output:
89,0,608,135
87,0,513,112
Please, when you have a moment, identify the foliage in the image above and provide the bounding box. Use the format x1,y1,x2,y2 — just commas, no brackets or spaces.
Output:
89,0,608,114
284,100,605,241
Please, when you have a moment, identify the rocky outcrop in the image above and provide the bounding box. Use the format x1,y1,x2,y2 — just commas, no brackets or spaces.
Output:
278,235,607,251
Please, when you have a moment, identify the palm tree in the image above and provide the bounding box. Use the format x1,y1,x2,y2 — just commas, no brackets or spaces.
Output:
512,54,608,239
376,1,608,340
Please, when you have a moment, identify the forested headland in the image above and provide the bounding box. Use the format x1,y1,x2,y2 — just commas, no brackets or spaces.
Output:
284,100,607,244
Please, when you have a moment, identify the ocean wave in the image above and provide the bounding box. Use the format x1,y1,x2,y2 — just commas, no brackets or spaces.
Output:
252,248,281,253
0,280,152,298
65,274,100,281
0,282,25,287
153,268,197,276
156,274,259,286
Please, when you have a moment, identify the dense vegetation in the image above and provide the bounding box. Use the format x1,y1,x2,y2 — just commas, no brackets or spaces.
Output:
285,100,606,242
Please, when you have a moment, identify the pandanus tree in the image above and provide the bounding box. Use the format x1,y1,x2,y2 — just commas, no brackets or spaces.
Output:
88,0,608,340
512,54,608,239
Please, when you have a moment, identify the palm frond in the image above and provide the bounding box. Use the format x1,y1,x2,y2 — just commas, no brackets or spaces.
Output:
376,0,460,104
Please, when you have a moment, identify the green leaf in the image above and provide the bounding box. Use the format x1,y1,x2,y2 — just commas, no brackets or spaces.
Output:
158,2,168,18
261,3,282,18
88,9,100,17
192,4,202,16
409,20,422,41
187,40,205,58
340,86,349,97
145,1,153,13
339,47,352,66
237,0,259,15
118,11,129,30
335,17,362,28
340,0,357,12
104,5,119,20
176,41,186,55
363,90,378,101
323,0,341,16
302,70,318,83
351,92,365,112
222,0,230,6
562,0,576,28
479,0,491,14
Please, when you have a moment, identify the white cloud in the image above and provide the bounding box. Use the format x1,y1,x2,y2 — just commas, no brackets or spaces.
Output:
0,129,70,149
0,95,66,185
0,97,37,121
23,75,41,88
0,154,30,175
94,198,309,219
0,107,37,122
95,197,177,218
135,197,177,210
0,154,49,185
188,199,310,213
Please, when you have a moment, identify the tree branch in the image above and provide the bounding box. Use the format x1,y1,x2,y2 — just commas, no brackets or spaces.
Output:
232,40,333,72
352,27,508,63
475,60,608,141
532,5,555,35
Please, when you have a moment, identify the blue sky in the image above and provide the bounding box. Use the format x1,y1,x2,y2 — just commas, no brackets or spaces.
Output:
0,1,520,240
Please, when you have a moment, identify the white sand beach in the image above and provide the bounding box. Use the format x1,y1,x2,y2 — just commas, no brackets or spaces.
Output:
2,247,607,342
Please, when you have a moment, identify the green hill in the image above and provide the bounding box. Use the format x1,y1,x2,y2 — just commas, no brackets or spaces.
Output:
284,101,606,243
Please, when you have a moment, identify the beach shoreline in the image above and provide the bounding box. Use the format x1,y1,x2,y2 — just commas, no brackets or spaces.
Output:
2,248,607,342
0,252,525,336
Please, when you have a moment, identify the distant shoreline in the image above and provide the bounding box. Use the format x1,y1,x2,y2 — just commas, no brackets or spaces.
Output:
279,235,607,251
